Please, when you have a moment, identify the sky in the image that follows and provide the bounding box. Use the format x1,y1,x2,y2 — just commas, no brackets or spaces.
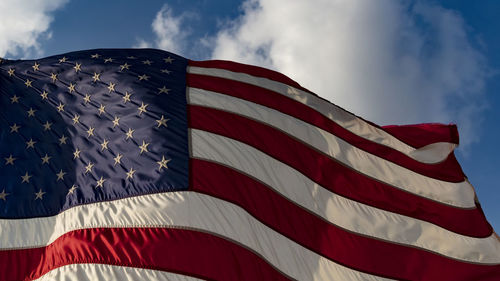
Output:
0,0,499,231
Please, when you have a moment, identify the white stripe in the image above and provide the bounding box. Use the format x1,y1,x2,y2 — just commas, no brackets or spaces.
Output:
188,88,474,208
188,66,456,163
34,263,203,281
408,142,458,164
0,192,393,281
190,129,500,264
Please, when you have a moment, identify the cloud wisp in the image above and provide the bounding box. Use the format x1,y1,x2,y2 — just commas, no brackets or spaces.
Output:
0,0,68,58
135,4,196,56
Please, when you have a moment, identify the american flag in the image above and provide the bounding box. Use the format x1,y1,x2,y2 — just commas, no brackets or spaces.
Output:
0,49,499,281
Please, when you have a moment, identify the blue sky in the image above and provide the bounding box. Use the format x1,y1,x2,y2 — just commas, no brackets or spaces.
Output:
1,0,499,231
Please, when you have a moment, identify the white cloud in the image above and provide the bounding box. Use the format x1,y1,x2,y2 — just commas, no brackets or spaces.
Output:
135,5,192,56
209,0,490,150
0,0,68,58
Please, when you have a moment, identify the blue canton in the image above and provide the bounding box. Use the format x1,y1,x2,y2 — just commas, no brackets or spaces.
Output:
0,49,189,218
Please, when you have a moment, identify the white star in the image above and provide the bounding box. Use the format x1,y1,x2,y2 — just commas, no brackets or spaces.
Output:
21,172,32,183
104,57,113,63
4,155,16,165
163,56,174,63
120,63,130,71
43,121,52,131
35,189,46,200
10,95,19,103
57,102,65,112
137,102,148,115
41,154,51,164
101,139,109,150
68,82,76,93
27,108,36,117
126,167,136,180
32,62,40,71
0,189,9,201
56,170,66,181
26,139,36,149
160,69,171,74
7,68,15,76
92,72,101,82
96,176,106,188
83,93,91,103
138,140,150,154
72,114,80,124
107,82,116,93
74,62,82,72
157,155,171,171
142,59,152,65
25,79,33,87
59,56,68,63
50,73,58,82
73,148,81,159
40,90,49,100
10,123,20,133
114,153,123,165
156,115,169,128
125,128,134,140
85,162,94,174
87,126,95,137
91,53,100,59
112,116,120,128
59,135,68,145
122,92,132,103
138,74,150,81
68,185,77,195
98,104,106,115
158,86,170,94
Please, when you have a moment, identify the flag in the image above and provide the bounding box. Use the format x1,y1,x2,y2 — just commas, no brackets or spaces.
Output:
0,49,499,281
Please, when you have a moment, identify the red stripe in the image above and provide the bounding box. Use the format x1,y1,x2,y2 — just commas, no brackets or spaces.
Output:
383,123,460,148
191,159,500,281
189,59,308,93
188,60,460,148
189,105,492,237
187,73,465,182
0,227,290,281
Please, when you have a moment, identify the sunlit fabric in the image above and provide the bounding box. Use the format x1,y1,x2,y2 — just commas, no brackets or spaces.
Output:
0,49,499,281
